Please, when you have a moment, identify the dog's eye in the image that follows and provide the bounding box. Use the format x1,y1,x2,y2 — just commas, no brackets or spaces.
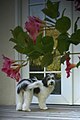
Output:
47,78,50,80
52,77,54,79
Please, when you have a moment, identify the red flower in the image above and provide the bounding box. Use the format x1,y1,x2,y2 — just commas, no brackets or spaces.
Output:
66,0,80,11
1,55,15,73
65,56,76,78
2,55,14,69
6,66,21,82
25,16,44,44
1,55,21,82
74,0,80,11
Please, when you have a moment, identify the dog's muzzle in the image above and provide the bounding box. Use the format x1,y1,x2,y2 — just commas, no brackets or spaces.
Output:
50,81,54,85
48,80,55,86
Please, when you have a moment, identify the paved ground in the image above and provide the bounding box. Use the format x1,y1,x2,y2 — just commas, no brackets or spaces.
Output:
0,104,80,120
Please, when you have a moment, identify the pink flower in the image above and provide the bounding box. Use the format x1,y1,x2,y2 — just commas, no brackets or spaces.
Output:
25,16,44,44
1,55,21,82
1,55,15,73
7,66,21,82
65,56,76,78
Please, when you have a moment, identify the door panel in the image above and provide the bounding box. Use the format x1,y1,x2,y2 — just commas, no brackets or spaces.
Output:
73,3,80,104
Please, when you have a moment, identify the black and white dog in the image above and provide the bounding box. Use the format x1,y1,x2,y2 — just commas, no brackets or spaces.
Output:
16,73,55,111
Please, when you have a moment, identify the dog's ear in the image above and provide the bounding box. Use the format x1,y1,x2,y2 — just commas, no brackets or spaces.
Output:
53,73,58,80
49,73,56,80
53,73,56,79
42,76,48,87
47,73,56,79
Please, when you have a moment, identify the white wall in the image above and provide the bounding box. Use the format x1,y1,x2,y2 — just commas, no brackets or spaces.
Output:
0,0,16,105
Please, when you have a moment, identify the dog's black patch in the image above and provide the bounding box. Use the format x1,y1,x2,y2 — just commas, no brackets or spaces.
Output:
42,77,48,87
17,77,38,94
17,79,32,94
17,79,33,86
17,83,28,94
33,87,40,94
21,83,28,90
17,87,21,94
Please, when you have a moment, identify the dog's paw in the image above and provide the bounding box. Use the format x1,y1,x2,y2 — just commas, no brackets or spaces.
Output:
22,103,31,112
22,108,31,112
16,108,22,111
16,104,22,111
40,106,48,110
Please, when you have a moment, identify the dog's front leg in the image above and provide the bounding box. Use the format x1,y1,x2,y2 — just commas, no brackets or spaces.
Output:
38,98,48,110
16,92,23,111
22,90,33,112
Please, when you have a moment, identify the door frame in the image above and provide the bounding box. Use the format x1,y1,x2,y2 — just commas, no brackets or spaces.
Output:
15,0,80,105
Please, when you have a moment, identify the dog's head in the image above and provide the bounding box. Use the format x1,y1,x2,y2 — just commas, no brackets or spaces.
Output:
42,73,55,87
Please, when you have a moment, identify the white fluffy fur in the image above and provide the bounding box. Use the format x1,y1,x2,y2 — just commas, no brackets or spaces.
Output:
16,81,41,111
16,74,55,111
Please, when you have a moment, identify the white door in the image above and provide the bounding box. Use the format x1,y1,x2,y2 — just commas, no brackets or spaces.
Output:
72,2,80,104
73,47,80,105
17,0,80,105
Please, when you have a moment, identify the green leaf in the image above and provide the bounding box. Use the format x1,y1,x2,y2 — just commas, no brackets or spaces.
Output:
14,43,37,57
70,29,80,45
55,16,71,33
36,33,43,45
10,29,34,52
42,36,54,53
57,33,70,54
10,26,23,39
10,26,30,46
34,35,54,54
13,37,35,55
34,33,44,54
42,1,60,19
76,61,80,68
47,0,54,9
14,45,28,54
10,32,28,47
41,53,53,67
29,51,42,60
15,32,25,46
9,38,17,44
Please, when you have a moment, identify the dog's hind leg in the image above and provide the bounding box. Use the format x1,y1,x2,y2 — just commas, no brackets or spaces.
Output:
22,90,33,112
16,92,23,111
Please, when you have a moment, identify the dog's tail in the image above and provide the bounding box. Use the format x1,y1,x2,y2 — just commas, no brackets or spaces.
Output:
17,80,41,94
28,81,41,89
